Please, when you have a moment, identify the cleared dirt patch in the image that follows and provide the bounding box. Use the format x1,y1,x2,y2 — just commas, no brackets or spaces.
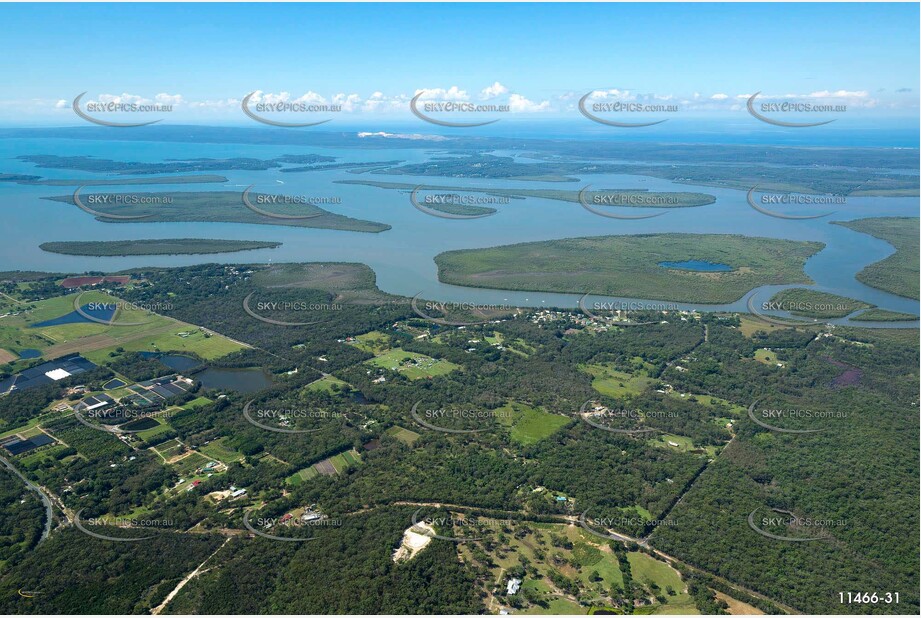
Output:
392,521,435,562
314,459,337,476
715,591,764,615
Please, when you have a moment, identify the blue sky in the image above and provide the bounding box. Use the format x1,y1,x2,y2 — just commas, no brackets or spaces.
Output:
1,2,918,126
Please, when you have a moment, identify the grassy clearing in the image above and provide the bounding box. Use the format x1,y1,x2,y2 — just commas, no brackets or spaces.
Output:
366,348,460,380
304,375,350,393
348,330,391,354
627,552,685,595
581,364,655,398
182,396,212,410
648,433,716,457
150,438,184,460
737,315,787,337
459,520,693,615
135,417,172,441
170,452,213,477
0,290,244,364
385,425,421,446
287,466,319,486
664,392,746,418
198,437,244,463
753,349,781,366
83,326,243,363
328,448,362,473
287,448,362,484
496,401,570,445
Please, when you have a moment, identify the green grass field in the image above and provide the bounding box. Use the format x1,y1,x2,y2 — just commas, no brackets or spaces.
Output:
754,348,779,365
581,364,655,398
198,437,244,463
16,442,70,466
365,348,460,380
0,290,244,365
385,425,421,446
648,433,716,457
0,412,64,439
287,466,319,486
134,417,172,441
170,452,213,476
287,448,362,484
627,552,685,595
304,375,350,393
664,392,746,418
328,448,362,473
496,401,570,445
83,326,243,363
348,330,391,354
457,521,694,615
182,396,212,410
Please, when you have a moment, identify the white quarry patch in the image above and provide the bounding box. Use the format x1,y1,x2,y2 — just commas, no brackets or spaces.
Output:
392,521,435,562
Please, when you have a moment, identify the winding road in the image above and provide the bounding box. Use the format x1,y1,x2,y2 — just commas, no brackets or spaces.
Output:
0,453,54,543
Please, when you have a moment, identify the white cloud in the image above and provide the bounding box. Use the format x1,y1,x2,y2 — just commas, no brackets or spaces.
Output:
507,93,551,113
362,91,410,113
710,93,729,100
480,81,508,100
332,92,361,112
188,98,239,109
55,99,67,109
413,87,469,101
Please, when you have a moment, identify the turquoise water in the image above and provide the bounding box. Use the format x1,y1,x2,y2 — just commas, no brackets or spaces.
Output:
658,260,732,272
1,137,918,325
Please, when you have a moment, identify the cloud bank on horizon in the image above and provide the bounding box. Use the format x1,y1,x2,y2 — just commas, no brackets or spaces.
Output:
8,84,915,126
0,2,916,125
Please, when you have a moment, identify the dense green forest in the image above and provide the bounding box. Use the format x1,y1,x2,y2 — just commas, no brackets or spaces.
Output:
833,217,920,299
0,263,916,614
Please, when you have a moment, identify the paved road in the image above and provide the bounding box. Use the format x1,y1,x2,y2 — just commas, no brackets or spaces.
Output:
0,453,54,542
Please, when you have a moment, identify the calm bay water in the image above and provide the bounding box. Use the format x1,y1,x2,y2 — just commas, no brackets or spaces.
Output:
1,137,918,327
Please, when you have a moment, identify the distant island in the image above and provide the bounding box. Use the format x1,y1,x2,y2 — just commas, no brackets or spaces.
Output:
833,217,919,299
40,239,282,257
434,233,824,304
46,191,391,233
371,153,919,196
768,288,873,319
337,179,716,208
16,154,403,176
22,174,228,186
